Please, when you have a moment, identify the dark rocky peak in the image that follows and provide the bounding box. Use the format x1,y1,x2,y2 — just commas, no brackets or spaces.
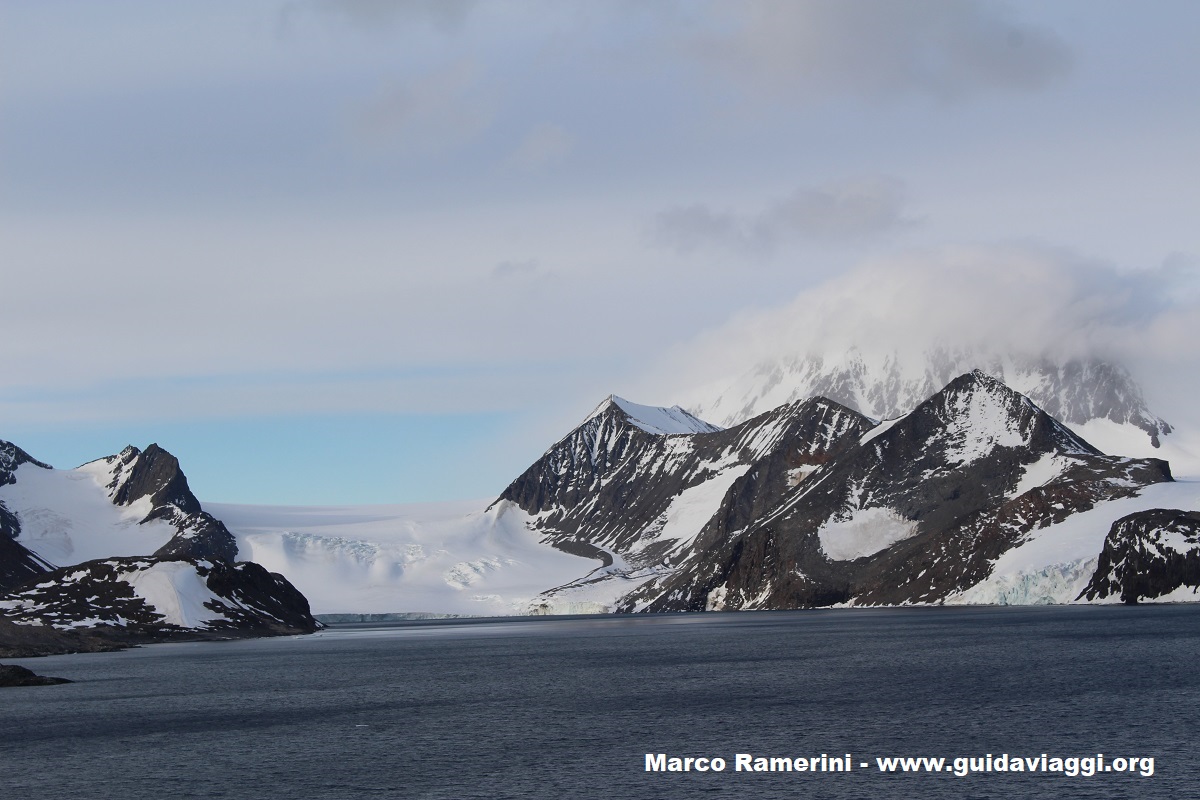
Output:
80,443,237,563
584,395,722,436
0,440,51,486
91,443,202,516
880,369,1101,465
730,396,873,466
0,440,55,588
498,396,720,515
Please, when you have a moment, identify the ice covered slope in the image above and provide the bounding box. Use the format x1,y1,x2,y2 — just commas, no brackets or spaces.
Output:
211,499,602,616
689,347,1172,448
0,448,181,567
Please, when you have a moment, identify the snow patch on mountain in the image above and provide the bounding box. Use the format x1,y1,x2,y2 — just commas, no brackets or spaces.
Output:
592,395,722,435
638,465,752,552
818,507,919,561
117,560,224,628
1011,453,1073,498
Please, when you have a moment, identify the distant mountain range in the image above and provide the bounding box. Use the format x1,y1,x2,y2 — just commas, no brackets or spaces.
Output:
3,355,1198,652
688,348,1173,447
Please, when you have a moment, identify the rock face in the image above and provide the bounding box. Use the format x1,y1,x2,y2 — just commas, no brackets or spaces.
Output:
692,348,1173,447
1080,509,1200,604
86,444,240,563
0,441,319,656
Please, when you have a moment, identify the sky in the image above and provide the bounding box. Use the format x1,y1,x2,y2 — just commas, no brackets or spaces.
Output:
2,1,1199,504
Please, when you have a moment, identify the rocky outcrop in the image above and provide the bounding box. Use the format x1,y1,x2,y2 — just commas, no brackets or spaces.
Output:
0,534,52,593
0,663,71,687
1080,509,1200,603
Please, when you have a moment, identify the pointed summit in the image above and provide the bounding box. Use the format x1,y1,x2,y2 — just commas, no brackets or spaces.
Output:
583,395,722,435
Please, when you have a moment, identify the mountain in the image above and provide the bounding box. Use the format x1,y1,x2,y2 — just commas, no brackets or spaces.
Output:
494,394,874,611
0,440,318,655
116,374,1197,618
689,348,1173,447
619,371,1173,611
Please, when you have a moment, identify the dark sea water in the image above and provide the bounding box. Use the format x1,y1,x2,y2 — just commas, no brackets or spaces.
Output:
3,605,1198,800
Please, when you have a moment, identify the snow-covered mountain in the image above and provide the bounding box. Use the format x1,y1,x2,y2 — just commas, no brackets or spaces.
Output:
624,371,1176,611
689,348,1174,449
0,440,317,654
494,393,871,611
5,372,1198,630
195,379,1200,615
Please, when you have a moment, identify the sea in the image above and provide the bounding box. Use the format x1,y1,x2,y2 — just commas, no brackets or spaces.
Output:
3,604,1198,800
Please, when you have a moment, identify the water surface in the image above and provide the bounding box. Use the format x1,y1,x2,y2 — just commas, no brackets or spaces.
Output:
3,605,1197,799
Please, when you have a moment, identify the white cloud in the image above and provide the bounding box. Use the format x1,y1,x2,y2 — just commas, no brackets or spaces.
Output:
637,244,1200,422
649,177,913,254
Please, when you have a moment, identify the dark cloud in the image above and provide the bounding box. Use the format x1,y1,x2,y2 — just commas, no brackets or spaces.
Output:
683,0,1073,101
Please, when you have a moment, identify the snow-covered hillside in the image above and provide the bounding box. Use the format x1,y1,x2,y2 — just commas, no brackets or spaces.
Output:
1,459,179,566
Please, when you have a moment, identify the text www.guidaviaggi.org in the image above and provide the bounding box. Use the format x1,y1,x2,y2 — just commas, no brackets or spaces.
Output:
645,752,1156,777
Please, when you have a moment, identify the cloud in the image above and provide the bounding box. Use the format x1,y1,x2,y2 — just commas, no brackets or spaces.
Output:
352,61,493,156
682,0,1072,101
649,177,912,254
639,245,1200,421
503,124,575,171
283,0,479,34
